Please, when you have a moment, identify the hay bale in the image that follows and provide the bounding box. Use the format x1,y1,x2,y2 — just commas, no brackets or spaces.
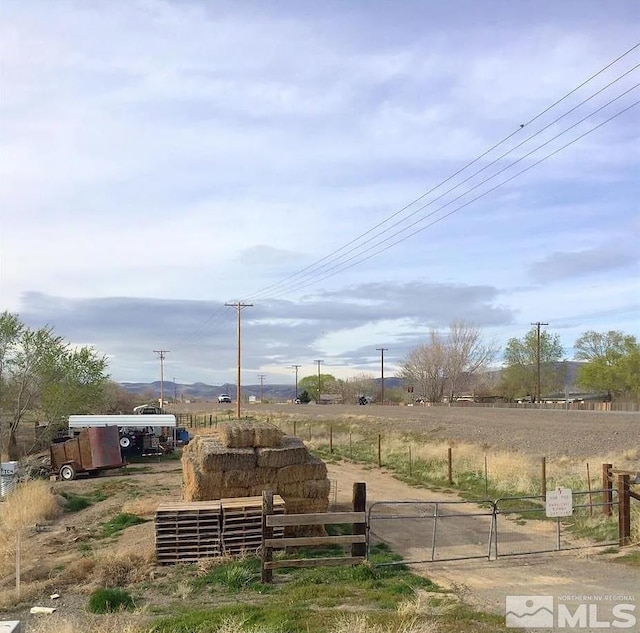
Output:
284,497,329,514
184,436,256,471
256,437,308,468
219,421,283,448
223,470,259,489
279,479,331,499
253,423,284,448
276,456,327,483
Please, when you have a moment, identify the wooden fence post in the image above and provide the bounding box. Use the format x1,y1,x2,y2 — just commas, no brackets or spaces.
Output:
447,448,453,485
408,445,412,477
618,474,631,547
352,482,367,558
377,434,381,468
329,426,333,454
293,420,297,436
541,456,547,501
261,490,274,583
602,463,613,517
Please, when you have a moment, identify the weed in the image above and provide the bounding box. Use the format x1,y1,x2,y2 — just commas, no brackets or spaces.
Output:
88,587,136,614
100,513,147,538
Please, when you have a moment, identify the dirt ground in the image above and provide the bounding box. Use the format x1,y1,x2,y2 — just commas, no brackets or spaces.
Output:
170,402,640,458
4,453,638,631
327,460,639,628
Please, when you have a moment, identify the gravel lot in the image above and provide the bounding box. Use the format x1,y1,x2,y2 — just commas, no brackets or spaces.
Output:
173,402,640,459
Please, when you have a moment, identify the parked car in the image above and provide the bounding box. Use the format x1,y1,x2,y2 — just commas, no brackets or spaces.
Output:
218,394,232,403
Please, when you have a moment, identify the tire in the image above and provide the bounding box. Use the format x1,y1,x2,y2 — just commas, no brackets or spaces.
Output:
119,435,133,449
59,464,76,481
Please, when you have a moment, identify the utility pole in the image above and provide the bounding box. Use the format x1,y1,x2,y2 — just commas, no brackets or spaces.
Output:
258,373,266,403
376,348,388,405
173,377,177,403
154,350,169,411
290,365,301,401
226,302,253,418
314,360,324,404
531,322,548,404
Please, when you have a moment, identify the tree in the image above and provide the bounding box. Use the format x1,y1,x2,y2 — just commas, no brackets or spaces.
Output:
500,327,564,401
298,374,337,403
0,312,109,458
336,373,378,405
574,330,640,398
398,322,496,403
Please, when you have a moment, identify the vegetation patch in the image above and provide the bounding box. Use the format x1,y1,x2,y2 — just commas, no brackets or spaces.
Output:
88,587,136,614
100,513,147,538
61,488,108,513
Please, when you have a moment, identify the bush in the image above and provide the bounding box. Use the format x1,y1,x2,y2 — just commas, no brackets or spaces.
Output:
88,587,135,614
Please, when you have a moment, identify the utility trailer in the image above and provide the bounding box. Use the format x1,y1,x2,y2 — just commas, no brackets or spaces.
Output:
50,426,124,481
68,414,177,458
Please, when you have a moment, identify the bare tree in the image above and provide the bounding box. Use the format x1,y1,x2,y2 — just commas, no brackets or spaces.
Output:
398,322,497,403
445,321,498,401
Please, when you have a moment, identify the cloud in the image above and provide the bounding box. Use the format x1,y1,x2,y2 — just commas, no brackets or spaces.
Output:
528,246,638,283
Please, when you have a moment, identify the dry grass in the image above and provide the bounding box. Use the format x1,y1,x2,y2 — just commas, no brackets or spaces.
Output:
0,480,61,578
94,551,154,588
331,614,440,633
121,496,167,517
26,612,150,633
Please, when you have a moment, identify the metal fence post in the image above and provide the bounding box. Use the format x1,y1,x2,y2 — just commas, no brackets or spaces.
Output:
618,474,631,547
602,463,613,517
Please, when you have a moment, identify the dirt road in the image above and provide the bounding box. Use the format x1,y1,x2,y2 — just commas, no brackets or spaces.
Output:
327,460,639,630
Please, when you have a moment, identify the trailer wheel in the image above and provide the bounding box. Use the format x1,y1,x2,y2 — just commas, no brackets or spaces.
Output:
119,435,133,449
59,464,76,481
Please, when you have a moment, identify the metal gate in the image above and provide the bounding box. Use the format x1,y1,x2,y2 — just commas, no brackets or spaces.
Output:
367,489,619,566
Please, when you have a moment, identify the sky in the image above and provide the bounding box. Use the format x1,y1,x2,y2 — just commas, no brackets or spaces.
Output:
1,0,639,387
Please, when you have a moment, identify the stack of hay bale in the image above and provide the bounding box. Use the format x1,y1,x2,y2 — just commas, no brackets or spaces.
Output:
182,421,330,533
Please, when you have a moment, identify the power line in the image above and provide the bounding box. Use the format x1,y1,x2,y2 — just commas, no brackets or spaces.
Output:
252,92,640,300
246,44,640,301
257,76,640,296
171,43,639,350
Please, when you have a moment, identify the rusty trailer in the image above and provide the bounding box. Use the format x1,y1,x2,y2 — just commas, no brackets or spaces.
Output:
50,426,124,481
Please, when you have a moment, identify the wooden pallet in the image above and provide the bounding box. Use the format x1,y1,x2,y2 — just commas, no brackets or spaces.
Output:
221,496,284,555
155,500,221,564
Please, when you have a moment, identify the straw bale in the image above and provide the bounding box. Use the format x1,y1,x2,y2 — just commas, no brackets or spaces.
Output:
219,421,284,448
256,436,308,468
253,467,280,485
279,479,331,500
284,497,329,514
276,456,327,483
188,437,257,471
253,423,284,448
223,469,259,489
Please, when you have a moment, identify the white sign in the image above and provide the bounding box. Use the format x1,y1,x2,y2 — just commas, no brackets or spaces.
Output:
545,487,573,517
0,462,17,477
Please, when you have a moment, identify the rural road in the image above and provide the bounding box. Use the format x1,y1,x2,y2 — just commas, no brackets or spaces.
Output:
327,460,639,632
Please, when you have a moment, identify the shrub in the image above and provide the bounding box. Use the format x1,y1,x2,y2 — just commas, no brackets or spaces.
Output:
88,587,135,614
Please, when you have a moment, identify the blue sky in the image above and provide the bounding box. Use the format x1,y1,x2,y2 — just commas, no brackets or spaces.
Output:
1,0,638,386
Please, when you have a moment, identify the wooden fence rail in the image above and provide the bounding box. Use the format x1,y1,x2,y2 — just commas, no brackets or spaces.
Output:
261,483,367,583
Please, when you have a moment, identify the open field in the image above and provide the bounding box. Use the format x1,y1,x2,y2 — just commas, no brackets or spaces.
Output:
168,403,640,459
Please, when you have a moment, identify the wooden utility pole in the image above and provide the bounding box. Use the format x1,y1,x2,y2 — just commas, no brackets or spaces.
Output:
154,350,170,411
290,364,301,400
314,359,324,403
376,347,388,405
530,322,548,404
258,373,266,403
225,302,253,418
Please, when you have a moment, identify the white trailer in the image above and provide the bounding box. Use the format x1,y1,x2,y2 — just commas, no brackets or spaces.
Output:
68,415,177,454
68,415,176,429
